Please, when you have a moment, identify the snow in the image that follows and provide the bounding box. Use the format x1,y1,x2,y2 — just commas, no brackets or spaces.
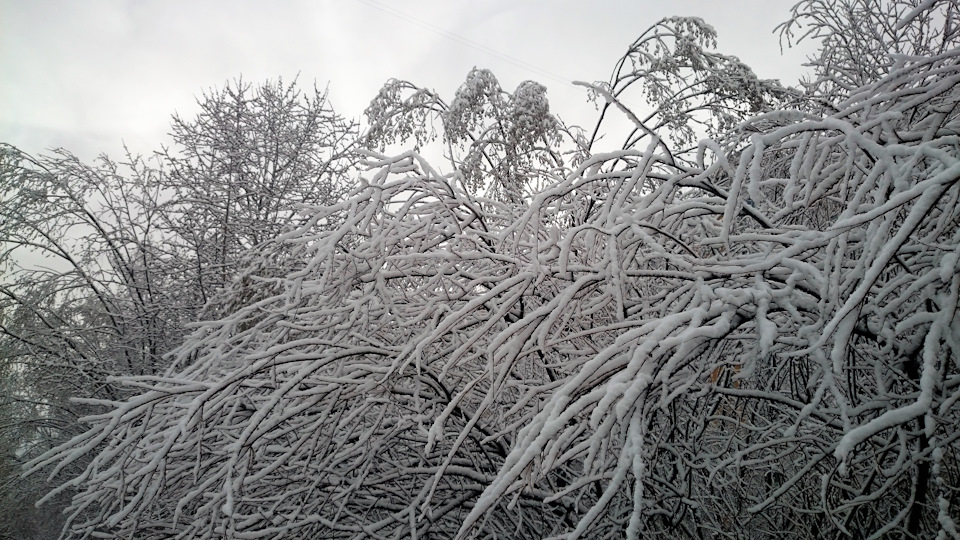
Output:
18,5,960,538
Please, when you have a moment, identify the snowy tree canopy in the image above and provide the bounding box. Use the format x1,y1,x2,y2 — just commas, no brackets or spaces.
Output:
365,67,564,204
161,78,359,298
19,1,960,538
0,78,359,538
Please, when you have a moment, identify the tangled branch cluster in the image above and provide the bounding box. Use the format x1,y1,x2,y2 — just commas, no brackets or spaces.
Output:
18,2,960,538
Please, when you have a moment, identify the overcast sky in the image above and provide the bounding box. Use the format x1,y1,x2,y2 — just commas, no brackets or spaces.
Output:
1,0,817,161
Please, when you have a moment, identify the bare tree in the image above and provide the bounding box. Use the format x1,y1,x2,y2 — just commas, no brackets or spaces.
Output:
0,147,184,537
1,77,361,538
161,78,359,299
0,147,184,397
779,0,960,104
582,16,799,156
366,68,565,203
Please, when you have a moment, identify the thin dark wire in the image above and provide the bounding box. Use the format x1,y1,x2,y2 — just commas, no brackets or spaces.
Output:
353,0,575,88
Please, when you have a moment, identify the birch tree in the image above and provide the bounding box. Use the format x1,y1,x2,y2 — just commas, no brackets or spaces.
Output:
583,16,798,156
366,68,565,203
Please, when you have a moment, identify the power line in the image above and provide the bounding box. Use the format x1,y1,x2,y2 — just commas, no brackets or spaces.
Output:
352,0,574,88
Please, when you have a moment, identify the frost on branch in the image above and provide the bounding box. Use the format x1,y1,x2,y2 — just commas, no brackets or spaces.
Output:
161,78,358,296
366,68,563,203
584,16,800,156
27,4,960,539
780,0,960,102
